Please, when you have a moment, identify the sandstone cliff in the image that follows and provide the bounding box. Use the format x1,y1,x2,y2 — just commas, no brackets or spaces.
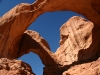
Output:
0,0,100,75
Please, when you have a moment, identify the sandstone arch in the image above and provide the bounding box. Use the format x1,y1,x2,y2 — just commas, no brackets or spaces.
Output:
0,0,100,75
0,0,100,58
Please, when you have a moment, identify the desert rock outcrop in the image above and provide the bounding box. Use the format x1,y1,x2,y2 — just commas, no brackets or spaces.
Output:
55,16,100,65
0,2,44,58
63,57,100,75
0,0,100,75
0,58,35,75
0,0,100,59
43,16,100,75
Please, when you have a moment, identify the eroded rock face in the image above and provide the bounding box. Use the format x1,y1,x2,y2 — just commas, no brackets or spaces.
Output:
0,0,100,75
0,3,41,58
63,57,100,75
0,58,35,75
0,0,100,59
55,16,100,65
35,16,100,75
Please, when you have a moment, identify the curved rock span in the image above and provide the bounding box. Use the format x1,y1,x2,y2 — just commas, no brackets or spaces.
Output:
0,0,100,58
0,0,100,75
35,0,100,26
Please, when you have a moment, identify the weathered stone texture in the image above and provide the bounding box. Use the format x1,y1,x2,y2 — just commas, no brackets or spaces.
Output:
40,16,100,75
63,57,100,75
55,16,100,65
0,58,35,75
0,0,100,75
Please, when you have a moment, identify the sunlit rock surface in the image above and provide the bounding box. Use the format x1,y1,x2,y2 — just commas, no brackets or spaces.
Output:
0,0,100,75
0,58,35,75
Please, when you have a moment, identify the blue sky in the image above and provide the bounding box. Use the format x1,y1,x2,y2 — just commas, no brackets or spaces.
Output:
0,0,82,75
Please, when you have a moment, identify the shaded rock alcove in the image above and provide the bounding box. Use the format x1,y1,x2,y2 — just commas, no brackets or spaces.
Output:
0,0,100,75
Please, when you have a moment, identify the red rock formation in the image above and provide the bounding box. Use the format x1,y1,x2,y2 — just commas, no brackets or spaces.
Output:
42,16,100,75
0,58,35,75
18,30,60,66
63,57,100,75
17,16,100,75
55,16,100,65
0,0,100,59
34,0,100,26
56,16,100,75
0,0,100,75
0,2,44,58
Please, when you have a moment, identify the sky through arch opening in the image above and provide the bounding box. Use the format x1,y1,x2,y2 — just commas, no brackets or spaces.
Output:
19,11,84,75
